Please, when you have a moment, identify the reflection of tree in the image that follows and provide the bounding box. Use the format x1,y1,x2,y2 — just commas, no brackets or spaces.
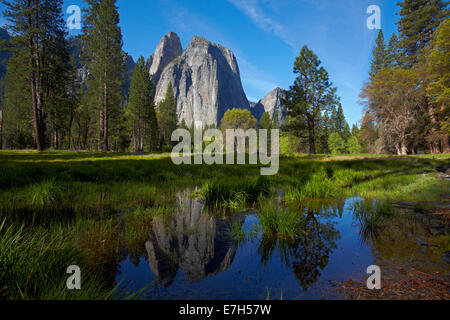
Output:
145,191,243,286
258,210,340,291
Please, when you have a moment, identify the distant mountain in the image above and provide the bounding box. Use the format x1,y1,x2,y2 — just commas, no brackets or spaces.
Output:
0,28,11,79
146,32,183,85
250,88,286,126
67,35,135,98
153,33,250,127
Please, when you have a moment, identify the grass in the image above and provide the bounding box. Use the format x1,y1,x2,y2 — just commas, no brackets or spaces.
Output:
0,150,449,300
257,204,306,239
0,220,115,300
200,176,271,208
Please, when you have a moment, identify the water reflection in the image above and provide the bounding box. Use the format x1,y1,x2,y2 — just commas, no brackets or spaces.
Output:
258,209,340,291
144,190,244,286
115,193,449,299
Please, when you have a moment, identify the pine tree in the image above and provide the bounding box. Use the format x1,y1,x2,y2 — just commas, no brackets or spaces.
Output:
283,45,339,154
3,47,33,148
387,34,401,68
330,103,346,135
272,111,280,129
328,132,345,155
426,19,450,153
157,82,177,148
83,0,124,152
397,0,448,67
2,0,68,150
66,54,81,150
259,112,272,130
369,30,389,79
127,56,158,152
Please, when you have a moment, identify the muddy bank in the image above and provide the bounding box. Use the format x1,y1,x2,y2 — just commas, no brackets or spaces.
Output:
331,261,450,300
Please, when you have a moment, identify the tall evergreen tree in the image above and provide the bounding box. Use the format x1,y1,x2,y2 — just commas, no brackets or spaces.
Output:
3,47,33,148
426,19,450,153
259,112,272,130
369,30,389,79
272,111,280,129
157,82,177,148
330,104,346,135
83,0,124,152
283,45,339,154
127,56,158,152
2,0,68,150
66,54,81,149
387,34,401,68
397,0,448,67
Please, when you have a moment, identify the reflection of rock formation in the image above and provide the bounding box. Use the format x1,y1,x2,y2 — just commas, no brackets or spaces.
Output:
145,191,241,286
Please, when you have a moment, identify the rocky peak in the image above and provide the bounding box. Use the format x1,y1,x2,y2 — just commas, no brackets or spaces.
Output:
154,35,249,127
251,87,287,125
148,32,183,84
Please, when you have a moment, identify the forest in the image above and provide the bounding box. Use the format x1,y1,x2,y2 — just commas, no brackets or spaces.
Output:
0,0,447,156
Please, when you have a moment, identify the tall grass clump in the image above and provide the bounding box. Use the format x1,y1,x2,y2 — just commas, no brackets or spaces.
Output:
28,179,63,208
285,169,336,202
258,205,305,239
200,176,271,208
0,220,115,300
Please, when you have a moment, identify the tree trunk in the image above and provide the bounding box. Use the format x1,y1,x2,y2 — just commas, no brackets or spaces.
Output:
428,101,440,154
308,119,315,154
441,105,449,153
28,2,46,151
99,81,109,152
443,136,450,154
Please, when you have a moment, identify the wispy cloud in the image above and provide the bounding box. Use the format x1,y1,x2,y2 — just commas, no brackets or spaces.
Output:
226,0,296,49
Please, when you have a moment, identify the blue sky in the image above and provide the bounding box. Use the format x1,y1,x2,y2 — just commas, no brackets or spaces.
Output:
0,0,401,126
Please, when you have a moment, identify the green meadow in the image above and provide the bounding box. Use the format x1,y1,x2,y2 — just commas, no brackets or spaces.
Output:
0,150,449,299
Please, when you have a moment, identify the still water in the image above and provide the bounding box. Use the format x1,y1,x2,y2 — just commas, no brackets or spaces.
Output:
114,191,449,300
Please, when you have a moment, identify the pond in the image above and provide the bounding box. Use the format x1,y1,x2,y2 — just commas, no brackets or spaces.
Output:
112,191,449,300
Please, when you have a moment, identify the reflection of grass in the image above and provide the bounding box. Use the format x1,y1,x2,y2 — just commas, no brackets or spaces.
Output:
229,221,247,243
353,200,394,242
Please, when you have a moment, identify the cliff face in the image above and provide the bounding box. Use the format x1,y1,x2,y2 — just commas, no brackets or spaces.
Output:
154,36,249,127
251,87,286,126
146,32,183,85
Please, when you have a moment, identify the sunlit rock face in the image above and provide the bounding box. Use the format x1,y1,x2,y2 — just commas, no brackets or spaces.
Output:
145,191,241,286
250,87,287,126
147,32,183,85
154,36,250,127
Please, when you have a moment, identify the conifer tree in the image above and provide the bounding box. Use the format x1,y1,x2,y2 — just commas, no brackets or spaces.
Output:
127,56,158,152
283,45,339,154
83,0,124,152
272,111,280,129
387,34,401,68
259,112,272,130
397,0,448,67
2,0,68,150
157,82,178,148
369,30,389,79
